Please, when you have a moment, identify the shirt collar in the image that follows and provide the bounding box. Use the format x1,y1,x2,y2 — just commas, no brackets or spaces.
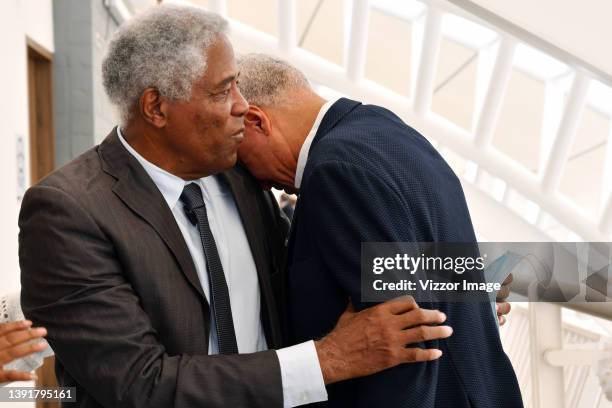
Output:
117,127,187,209
294,97,340,189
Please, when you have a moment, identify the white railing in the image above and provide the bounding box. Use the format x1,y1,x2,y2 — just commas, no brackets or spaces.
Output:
209,0,612,243
501,304,612,408
225,1,612,407
165,0,612,406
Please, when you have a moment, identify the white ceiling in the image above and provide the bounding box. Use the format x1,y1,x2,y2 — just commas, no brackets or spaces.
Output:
449,0,612,84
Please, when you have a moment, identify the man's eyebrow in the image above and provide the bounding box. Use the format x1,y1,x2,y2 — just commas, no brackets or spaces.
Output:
212,71,240,89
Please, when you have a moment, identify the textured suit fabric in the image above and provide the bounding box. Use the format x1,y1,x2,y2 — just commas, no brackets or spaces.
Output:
19,129,287,408
286,98,523,407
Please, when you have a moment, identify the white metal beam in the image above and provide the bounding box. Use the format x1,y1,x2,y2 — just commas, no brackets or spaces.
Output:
545,348,612,367
413,6,443,117
278,0,296,55
473,37,516,148
227,13,607,242
600,193,612,235
599,127,612,235
540,71,591,195
346,0,370,82
442,0,612,88
528,303,565,408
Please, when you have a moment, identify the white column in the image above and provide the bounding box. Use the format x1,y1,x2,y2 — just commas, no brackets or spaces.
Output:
473,37,516,148
413,6,443,117
2,0,34,297
539,71,591,195
278,0,296,56
345,0,370,82
599,192,612,235
529,303,565,408
602,124,612,199
598,125,612,235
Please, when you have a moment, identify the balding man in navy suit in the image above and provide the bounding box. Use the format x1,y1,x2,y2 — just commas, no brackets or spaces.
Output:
236,54,522,408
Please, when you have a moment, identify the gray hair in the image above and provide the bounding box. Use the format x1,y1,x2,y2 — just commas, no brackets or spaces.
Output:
236,53,310,107
102,4,228,124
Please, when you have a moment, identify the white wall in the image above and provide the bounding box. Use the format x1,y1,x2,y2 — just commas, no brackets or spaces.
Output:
23,0,54,52
0,0,53,300
0,3,53,404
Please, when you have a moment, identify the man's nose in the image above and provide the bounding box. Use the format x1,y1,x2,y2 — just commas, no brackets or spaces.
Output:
232,86,249,117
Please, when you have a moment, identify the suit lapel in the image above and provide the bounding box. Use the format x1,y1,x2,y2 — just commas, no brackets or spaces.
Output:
98,129,207,303
223,168,268,278
224,167,282,348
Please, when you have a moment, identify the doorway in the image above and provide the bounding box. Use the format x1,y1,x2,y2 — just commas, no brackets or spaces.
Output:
27,37,58,408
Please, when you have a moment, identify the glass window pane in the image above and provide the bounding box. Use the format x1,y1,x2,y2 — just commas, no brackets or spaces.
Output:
364,9,412,96
298,0,344,66
431,37,477,130
492,69,546,172
559,107,610,214
226,0,277,36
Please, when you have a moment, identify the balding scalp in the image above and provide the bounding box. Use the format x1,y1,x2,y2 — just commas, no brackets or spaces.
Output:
237,54,310,107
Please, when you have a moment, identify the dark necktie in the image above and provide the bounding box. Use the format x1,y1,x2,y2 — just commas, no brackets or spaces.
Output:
180,182,239,354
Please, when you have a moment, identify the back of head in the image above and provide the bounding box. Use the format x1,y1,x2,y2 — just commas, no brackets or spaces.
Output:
236,53,310,107
102,4,228,125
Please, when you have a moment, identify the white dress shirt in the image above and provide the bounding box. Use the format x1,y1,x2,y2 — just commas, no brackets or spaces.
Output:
294,97,341,189
117,128,326,407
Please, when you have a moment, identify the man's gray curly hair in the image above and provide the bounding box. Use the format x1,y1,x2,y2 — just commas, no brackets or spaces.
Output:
236,53,310,107
102,4,228,125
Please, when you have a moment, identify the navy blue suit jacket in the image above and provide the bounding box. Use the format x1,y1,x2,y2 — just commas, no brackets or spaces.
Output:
286,98,523,407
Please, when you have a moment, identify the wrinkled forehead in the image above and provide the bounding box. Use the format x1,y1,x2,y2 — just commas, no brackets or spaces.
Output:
199,34,239,88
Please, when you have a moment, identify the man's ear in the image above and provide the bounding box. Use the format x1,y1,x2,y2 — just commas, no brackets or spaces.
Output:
140,88,167,128
244,105,272,136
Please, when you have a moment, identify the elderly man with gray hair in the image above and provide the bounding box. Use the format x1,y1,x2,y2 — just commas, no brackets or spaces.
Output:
235,54,523,407
19,5,453,408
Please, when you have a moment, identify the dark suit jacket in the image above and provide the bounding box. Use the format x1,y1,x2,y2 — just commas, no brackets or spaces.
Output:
286,98,523,408
19,129,288,408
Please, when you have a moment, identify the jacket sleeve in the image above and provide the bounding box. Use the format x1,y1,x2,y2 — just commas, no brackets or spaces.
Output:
301,161,417,311
19,184,283,408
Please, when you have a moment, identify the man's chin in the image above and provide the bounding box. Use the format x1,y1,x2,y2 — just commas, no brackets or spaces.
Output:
206,155,237,176
224,152,238,168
